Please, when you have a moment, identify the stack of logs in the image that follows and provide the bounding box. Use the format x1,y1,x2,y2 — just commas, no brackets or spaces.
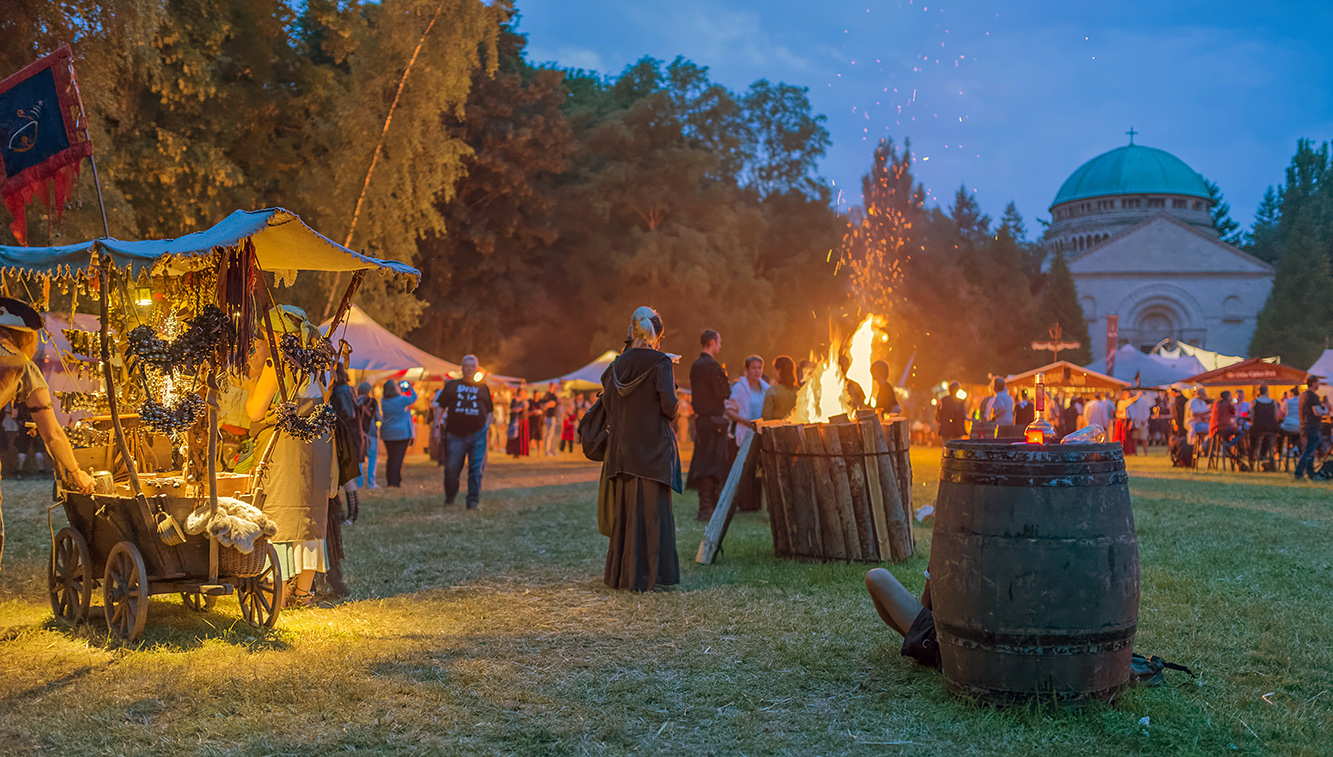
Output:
757,413,914,563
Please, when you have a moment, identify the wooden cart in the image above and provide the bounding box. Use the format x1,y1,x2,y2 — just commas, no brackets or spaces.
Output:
2,208,421,642
49,492,282,639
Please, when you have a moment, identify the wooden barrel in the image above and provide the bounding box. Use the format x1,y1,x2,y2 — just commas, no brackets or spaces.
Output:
932,440,1139,705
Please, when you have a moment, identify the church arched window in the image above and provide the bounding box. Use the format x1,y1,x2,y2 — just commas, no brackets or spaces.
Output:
1223,296,1244,324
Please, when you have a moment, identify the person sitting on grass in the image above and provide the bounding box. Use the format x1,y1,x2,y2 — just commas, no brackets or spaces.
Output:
865,567,939,668
1209,390,1244,467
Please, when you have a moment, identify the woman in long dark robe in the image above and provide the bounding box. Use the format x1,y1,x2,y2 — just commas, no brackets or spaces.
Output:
600,307,682,592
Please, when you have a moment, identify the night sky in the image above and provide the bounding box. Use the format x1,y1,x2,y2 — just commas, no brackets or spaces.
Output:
517,0,1333,234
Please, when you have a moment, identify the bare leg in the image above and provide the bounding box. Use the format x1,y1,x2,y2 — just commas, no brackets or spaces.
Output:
865,568,924,638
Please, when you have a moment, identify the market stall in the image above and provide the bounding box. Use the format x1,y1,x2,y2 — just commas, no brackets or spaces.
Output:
1176,357,1312,396
1,207,419,642
1005,361,1129,393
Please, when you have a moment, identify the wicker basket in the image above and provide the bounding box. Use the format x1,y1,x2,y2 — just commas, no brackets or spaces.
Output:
219,537,269,578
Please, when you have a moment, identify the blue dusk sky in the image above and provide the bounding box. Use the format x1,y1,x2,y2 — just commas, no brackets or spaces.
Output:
515,0,1333,235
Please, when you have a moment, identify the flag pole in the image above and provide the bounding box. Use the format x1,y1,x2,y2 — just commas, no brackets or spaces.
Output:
87,155,110,239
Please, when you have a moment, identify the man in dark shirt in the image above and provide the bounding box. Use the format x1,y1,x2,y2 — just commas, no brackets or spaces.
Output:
1294,375,1328,481
935,381,967,441
1170,385,1188,437
870,360,902,415
687,329,731,521
1013,390,1035,428
438,355,494,508
540,383,560,456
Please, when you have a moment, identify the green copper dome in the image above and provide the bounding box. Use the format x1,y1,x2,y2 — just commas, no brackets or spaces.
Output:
1051,144,1211,207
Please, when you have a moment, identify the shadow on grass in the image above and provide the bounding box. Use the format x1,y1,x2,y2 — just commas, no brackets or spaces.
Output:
28,598,292,653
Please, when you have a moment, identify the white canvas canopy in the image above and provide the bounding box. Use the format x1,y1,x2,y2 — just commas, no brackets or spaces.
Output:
1151,341,1244,372
321,305,460,382
1308,350,1333,382
1090,345,1206,389
532,350,619,392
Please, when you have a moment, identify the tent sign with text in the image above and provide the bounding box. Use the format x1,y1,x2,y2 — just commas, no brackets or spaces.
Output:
0,45,94,245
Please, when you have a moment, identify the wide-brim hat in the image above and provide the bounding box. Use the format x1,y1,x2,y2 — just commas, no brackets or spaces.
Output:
0,298,43,331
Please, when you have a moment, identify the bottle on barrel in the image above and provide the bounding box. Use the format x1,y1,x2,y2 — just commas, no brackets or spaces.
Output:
1024,372,1056,443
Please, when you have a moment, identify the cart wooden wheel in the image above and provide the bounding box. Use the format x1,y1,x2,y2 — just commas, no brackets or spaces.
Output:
48,528,92,624
103,541,149,642
237,542,282,629
181,593,216,612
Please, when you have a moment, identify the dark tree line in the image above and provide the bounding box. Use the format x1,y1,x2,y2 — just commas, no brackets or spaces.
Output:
24,2,1315,387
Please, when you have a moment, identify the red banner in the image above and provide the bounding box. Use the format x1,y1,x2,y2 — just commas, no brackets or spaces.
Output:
1105,315,1119,375
0,45,94,245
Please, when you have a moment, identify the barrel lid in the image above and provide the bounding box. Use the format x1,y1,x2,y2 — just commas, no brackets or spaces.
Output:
941,440,1127,487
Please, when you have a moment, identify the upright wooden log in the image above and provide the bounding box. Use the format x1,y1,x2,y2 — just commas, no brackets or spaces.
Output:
774,425,818,557
836,421,878,560
860,420,892,560
758,430,791,558
817,425,862,561
885,420,915,544
869,419,914,561
799,425,847,561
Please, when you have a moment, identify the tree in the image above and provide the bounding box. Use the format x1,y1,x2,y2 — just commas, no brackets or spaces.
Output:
1204,178,1242,245
739,80,831,198
839,138,924,313
1245,185,1283,264
1250,203,1333,365
1036,250,1092,365
409,21,573,367
999,201,1044,287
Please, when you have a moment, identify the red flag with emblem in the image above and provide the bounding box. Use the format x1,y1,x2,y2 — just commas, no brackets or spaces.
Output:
0,45,94,245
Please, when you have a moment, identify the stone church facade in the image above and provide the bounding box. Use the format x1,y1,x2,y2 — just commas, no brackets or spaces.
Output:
1044,141,1274,364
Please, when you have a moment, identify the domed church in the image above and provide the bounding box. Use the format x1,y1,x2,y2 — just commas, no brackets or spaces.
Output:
1045,135,1274,364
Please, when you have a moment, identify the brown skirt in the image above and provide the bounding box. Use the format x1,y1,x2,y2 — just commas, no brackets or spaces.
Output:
603,474,679,592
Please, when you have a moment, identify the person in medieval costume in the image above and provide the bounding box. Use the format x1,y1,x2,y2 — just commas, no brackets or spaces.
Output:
0,298,95,560
245,306,342,607
686,329,730,522
599,307,681,592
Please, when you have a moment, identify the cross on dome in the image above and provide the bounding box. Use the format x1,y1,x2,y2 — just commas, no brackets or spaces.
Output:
1126,127,1138,145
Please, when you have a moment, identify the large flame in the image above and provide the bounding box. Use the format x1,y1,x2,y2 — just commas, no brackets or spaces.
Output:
792,315,886,424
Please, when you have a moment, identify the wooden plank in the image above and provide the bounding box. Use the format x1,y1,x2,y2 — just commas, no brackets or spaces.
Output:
800,424,846,561
869,419,914,562
817,425,862,561
696,432,755,564
886,419,915,545
773,425,810,557
758,431,790,558
860,420,892,560
837,421,878,560
786,425,823,557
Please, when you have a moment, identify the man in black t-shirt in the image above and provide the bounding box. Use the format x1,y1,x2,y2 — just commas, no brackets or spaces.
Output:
438,355,494,508
1294,375,1328,481
540,383,560,456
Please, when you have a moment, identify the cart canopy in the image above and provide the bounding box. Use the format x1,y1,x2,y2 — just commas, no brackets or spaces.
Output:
0,208,419,283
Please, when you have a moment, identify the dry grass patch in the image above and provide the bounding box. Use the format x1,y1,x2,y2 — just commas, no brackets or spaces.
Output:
0,450,1330,755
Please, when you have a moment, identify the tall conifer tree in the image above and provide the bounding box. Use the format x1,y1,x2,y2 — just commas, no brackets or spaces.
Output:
1036,250,1092,365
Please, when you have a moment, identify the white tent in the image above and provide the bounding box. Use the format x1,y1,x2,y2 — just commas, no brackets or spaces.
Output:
532,350,619,392
1151,341,1245,372
1308,350,1333,381
322,305,461,382
1091,345,1207,388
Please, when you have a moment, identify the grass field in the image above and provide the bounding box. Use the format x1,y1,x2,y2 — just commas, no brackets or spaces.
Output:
1,447,1331,756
